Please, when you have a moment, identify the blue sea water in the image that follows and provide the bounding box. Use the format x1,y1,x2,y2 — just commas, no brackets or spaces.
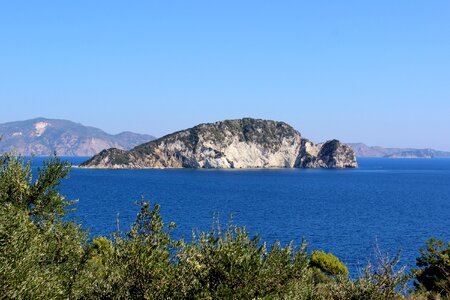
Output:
31,157,450,275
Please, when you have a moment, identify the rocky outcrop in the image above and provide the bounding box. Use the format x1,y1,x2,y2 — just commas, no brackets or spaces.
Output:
296,139,357,168
80,118,357,169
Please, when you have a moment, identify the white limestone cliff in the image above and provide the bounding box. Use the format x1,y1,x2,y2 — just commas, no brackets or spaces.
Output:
80,118,357,169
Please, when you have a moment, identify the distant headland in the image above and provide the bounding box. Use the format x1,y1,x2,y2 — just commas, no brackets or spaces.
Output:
347,143,450,158
0,118,154,156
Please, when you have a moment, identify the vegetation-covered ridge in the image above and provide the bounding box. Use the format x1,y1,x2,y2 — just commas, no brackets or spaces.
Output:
80,118,357,169
1,153,449,299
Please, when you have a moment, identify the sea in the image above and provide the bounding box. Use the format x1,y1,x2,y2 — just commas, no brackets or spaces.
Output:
30,157,450,275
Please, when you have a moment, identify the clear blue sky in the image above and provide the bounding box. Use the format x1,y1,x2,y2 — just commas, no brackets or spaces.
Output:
1,1,449,150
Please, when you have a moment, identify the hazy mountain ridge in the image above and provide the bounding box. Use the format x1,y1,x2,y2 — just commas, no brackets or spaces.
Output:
0,118,155,156
347,143,450,158
81,118,357,169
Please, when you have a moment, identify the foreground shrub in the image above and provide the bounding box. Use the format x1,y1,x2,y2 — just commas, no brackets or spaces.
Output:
72,201,179,299
0,154,86,299
310,250,349,277
320,250,410,300
413,238,450,297
174,224,313,299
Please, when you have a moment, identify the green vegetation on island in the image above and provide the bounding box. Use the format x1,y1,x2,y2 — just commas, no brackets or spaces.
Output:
0,153,449,299
80,118,358,169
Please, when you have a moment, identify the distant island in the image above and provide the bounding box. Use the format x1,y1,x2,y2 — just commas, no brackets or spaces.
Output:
347,143,450,158
80,118,357,169
0,118,154,156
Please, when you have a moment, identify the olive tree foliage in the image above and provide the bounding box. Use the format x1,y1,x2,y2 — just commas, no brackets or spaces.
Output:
319,250,410,300
0,153,75,223
174,224,314,299
73,201,181,300
413,238,450,297
75,206,318,300
0,153,86,299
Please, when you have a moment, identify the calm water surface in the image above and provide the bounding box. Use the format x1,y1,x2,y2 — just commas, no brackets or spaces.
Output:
31,157,450,274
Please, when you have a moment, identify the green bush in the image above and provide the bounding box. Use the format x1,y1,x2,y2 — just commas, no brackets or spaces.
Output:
413,238,450,297
174,225,312,299
319,251,410,300
0,154,86,299
310,250,349,277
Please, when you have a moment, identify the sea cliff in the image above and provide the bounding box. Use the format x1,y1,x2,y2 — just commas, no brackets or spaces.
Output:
80,118,357,169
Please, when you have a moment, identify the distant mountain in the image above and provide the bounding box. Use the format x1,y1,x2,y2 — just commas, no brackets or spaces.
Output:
81,118,357,169
0,118,155,156
347,143,450,158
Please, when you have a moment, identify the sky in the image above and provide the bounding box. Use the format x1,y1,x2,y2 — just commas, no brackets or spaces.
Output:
0,1,449,150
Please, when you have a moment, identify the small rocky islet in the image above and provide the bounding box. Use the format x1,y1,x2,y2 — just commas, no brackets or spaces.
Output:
80,118,357,169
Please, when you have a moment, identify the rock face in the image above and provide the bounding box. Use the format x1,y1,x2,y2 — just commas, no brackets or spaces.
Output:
80,119,357,169
0,118,155,156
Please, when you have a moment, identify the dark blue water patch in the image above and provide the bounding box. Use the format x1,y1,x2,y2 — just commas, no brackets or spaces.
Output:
28,157,450,276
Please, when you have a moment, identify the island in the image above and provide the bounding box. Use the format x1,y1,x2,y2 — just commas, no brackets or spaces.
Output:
80,118,357,169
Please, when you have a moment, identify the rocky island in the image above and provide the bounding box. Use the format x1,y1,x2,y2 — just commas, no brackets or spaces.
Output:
80,118,357,169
